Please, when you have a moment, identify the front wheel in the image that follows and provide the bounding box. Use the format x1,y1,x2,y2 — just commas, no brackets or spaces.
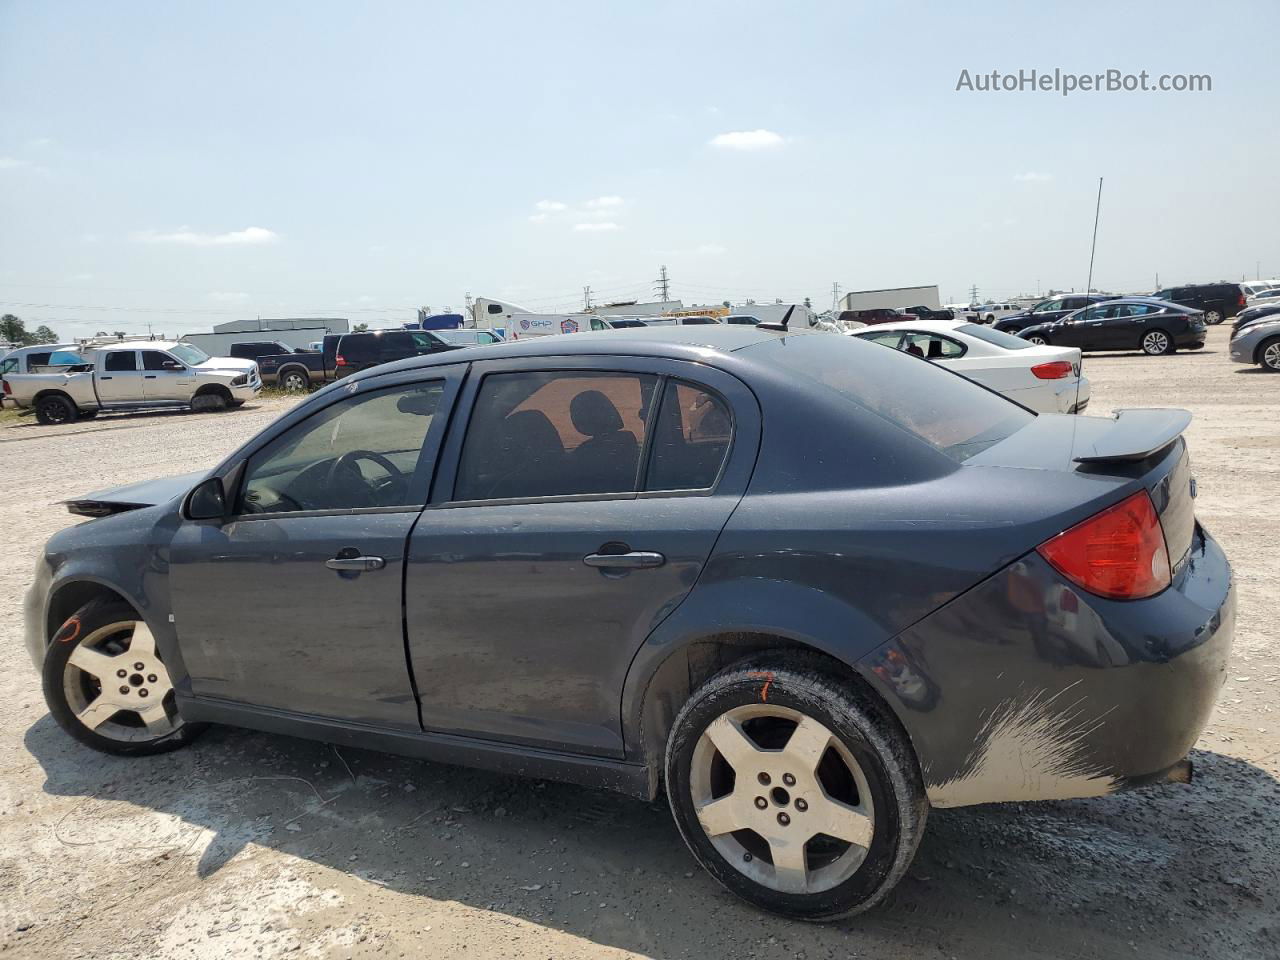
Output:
1260,337,1280,372
664,659,927,921
1026,334,1048,345
42,599,206,756
1142,329,1174,355
1204,309,1223,325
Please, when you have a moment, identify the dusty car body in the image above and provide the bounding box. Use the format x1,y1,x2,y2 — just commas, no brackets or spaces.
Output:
24,326,1234,919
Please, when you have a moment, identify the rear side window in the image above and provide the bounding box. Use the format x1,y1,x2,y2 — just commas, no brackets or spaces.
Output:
337,335,376,361
103,351,137,372
647,381,732,491
756,335,1033,462
956,324,1032,349
455,372,658,500
25,352,51,367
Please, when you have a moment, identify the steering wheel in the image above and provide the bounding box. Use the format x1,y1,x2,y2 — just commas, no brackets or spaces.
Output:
324,450,405,507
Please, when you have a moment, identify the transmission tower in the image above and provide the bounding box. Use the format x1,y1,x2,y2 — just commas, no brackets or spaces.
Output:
968,284,980,305
583,285,593,310
654,265,671,301
831,282,842,312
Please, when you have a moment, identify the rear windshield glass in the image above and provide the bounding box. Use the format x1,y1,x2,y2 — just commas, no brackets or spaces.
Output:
957,324,1033,350
755,334,1034,462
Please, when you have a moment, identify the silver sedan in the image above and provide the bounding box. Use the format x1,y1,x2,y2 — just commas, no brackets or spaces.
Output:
1229,316,1280,372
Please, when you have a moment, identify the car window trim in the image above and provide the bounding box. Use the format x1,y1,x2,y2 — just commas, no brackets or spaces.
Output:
210,367,465,523
428,356,752,510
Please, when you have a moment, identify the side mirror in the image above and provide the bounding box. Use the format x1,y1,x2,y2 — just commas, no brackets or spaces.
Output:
163,360,185,371
185,476,227,521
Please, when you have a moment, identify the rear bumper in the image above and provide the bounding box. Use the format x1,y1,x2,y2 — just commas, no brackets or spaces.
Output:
860,524,1234,807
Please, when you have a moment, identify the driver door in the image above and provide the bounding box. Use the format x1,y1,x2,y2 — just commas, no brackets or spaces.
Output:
167,366,464,728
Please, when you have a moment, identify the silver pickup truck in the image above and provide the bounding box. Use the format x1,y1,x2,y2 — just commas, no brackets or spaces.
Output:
2,341,260,425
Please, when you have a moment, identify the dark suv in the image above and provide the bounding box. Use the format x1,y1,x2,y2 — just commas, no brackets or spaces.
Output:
993,294,1111,334
1151,283,1246,325
323,330,463,378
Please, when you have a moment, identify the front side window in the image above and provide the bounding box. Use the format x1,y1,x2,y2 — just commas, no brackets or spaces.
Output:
238,381,444,514
103,351,137,372
455,372,658,500
1033,299,1063,314
646,381,732,491
142,351,176,370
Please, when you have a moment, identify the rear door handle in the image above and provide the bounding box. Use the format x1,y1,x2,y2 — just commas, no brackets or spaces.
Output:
583,551,666,569
325,555,386,572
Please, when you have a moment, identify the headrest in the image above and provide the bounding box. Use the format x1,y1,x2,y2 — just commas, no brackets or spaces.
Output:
570,390,624,436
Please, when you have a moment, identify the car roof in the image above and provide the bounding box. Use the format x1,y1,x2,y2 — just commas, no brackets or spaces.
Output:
853,319,966,334
348,325,800,381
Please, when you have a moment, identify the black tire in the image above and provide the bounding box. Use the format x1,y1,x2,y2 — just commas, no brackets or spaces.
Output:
190,390,229,413
1204,309,1224,325
278,367,311,392
1259,336,1280,372
35,394,78,426
78,409,99,419
1026,334,1048,345
227,400,245,408
42,599,207,757
664,657,927,921
1141,329,1174,355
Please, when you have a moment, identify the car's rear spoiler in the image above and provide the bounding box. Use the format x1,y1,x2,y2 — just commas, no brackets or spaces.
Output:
1072,408,1192,463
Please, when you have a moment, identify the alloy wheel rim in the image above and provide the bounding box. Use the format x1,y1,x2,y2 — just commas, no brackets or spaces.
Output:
62,620,181,742
44,402,70,423
1145,332,1168,353
1207,310,1221,324
690,704,874,895
283,373,307,391
1028,335,1046,345
1265,342,1280,369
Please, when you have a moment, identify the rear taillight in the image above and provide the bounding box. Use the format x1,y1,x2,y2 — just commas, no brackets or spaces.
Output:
1238,292,1246,307
2,380,10,396
335,354,348,366
1037,491,1171,600
1031,360,1073,380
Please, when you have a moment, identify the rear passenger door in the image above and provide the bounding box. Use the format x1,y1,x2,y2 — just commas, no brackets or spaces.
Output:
95,350,144,403
404,356,759,758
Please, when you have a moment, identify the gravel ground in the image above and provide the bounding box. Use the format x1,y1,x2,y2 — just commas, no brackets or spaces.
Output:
0,326,1276,960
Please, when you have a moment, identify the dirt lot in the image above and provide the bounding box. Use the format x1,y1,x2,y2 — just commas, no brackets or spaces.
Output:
1,327,1277,960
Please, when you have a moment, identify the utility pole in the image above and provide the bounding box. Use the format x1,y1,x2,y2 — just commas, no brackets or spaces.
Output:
654,265,670,301
583,285,593,310
831,282,842,312
1084,177,1103,298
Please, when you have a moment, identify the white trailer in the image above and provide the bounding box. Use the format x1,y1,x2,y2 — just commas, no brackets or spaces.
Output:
839,285,941,313
178,318,349,356
471,298,614,339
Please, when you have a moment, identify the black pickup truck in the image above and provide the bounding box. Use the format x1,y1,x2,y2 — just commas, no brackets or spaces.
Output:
230,331,464,392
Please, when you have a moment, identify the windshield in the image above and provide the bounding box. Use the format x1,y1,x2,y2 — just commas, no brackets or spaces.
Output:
170,343,211,365
957,324,1033,350
755,334,1034,462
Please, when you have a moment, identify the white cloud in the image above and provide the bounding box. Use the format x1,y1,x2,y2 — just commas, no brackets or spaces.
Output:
709,129,786,150
573,222,621,232
208,291,250,303
534,199,567,212
528,213,550,223
0,156,29,170
1014,172,1052,182
585,195,624,209
134,226,280,246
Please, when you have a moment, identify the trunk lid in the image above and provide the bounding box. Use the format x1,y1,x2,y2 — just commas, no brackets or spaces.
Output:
966,409,1197,571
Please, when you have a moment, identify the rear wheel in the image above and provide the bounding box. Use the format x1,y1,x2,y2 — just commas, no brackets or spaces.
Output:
1026,334,1048,345
1142,329,1174,355
665,659,926,921
1260,337,1280,372
1204,309,1223,325
42,599,206,756
35,395,78,425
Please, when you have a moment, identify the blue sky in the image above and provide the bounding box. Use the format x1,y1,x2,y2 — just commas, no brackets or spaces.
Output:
2,0,1277,337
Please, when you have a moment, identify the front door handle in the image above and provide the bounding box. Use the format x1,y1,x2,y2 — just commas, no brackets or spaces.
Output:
326,555,386,572
583,551,666,569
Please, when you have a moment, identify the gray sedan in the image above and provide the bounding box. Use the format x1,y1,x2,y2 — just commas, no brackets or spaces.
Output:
1229,315,1280,371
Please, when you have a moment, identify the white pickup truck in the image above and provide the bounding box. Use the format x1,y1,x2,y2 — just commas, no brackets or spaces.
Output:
2,341,260,425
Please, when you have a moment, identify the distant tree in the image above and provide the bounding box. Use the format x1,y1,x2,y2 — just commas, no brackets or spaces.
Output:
352,322,370,333
0,314,27,344
31,325,60,344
